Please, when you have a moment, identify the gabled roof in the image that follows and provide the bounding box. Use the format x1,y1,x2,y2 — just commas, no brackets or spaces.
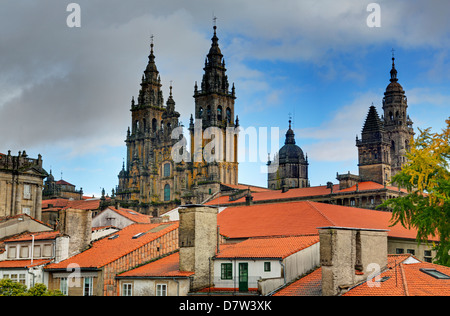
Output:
2,231,61,243
273,254,450,296
117,252,193,279
45,222,178,270
217,201,435,241
344,255,450,296
55,179,75,186
215,235,319,260
95,207,152,224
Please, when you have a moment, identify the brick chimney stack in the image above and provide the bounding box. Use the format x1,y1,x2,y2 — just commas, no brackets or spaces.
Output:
178,205,218,291
319,226,388,296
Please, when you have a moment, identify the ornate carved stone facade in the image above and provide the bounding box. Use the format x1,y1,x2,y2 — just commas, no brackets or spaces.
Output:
116,26,239,215
0,150,48,220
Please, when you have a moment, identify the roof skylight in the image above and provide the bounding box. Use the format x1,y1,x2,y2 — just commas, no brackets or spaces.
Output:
420,268,450,279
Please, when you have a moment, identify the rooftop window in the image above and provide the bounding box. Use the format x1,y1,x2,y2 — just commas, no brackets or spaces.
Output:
420,268,450,279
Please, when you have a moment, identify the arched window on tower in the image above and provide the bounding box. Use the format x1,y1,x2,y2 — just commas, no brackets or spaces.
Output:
152,118,157,132
226,107,231,124
199,107,203,119
207,106,212,121
163,163,170,177
217,106,223,121
164,184,170,201
389,112,394,121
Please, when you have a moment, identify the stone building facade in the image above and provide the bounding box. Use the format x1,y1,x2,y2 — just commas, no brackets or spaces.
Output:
116,26,239,215
0,150,47,220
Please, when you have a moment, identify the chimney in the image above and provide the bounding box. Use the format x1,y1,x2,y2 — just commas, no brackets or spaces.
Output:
319,227,388,296
245,190,253,206
178,205,218,291
58,208,92,257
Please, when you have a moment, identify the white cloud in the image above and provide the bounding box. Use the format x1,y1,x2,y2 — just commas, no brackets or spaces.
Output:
297,91,379,162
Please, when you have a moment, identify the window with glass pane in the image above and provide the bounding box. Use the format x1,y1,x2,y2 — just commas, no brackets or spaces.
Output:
122,283,132,296
221,263,232,280
164,184,170,201
84,277,93,296
264,262,271,272
60,278,68,296
164,163,170,177
156,284,167,296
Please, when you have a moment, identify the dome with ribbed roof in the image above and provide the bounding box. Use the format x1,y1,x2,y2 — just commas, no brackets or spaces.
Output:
278,120,306,164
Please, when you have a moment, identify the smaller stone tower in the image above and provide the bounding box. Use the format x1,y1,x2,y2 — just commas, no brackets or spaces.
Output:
356,105,391,184
268,120,309,190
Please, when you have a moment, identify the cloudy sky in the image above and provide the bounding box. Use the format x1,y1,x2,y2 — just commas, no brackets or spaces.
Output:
1,0,449,196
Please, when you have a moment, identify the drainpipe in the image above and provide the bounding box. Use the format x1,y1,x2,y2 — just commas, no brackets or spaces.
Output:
31,235,35,266
172,278,180,296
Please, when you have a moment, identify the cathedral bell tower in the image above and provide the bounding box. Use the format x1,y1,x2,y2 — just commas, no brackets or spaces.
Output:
382,53,414,177
356,52,414,185
190,25,239,185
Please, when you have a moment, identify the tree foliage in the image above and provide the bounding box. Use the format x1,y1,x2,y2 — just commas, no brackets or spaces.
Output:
381,118,450,266
0,279,64,296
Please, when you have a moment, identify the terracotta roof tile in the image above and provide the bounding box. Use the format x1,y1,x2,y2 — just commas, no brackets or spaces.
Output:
45,222,178,270
117,252,194,278
207,181,407,206
345,255,450,296
103,207,152,223
274,255,450,296
0,259,52,269
2,231,61,243
217,201,436,241
215,235,319,259
273,268,322,296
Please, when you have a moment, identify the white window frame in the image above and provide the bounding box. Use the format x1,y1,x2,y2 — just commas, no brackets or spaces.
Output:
83,277,93,296
122,283,133,296
156,283,167,296
60,277,68,296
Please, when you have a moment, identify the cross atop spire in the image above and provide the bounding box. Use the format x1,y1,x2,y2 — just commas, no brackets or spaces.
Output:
390,48,398,83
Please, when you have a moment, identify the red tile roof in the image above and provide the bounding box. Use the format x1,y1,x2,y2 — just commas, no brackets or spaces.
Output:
42,198,103,211
55,180,75,186
274,254,450,296
45,222,178,270
101,207,152,224
206,181,406,206
222,183,271,193
207,184,339,206
344,255,450,296
0,259,52,269
273,267,323,296
117,252,194,278
217,201,435,241
2,231,61,243
215,235,319,259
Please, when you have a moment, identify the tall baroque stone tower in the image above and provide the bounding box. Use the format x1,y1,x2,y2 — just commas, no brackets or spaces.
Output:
117,26,238,215
356,54,414,184
190,25,239,187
